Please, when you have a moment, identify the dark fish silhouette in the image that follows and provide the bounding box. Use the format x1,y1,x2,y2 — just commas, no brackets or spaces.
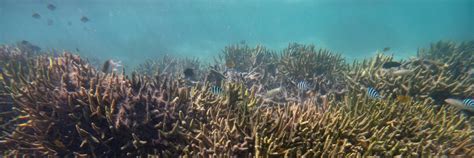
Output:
382,47,391,52
75,48,80,52
429,90,452,105
67,21,72,26
382,61,401,69
18,40,41,53
47,4,56,11
80,16,89,23
32,13,41,19
183,68,195,79
101,59,122,73
47,19,54,26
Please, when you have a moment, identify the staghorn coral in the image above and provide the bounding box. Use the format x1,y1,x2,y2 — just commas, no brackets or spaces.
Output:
135,55,203,80
181,83,261,157
0,53,195,157
0,45,36,152
216,44,276,73
179,83,473,157
1,41,473,157
279,43,347,81
277,43,348,103
344,53,473,103
417,40,474,79
209,44,280,95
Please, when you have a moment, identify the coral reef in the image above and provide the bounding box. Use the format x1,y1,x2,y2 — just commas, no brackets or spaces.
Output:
417,40,474,79
1,40,473,157
278,43,348,102
176,84,474,157
135,55,203,80
0,44,38,149
216,43,276,73
344,53,473,103
279,43,347,81
0,53,196,157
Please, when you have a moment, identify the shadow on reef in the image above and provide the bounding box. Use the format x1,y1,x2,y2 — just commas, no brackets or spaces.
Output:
0,40,473,157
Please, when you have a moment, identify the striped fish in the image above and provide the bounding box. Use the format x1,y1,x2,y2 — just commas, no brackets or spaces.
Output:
367,87,382,99
463,99,474,108
210,86,223,95
297,81,310,91
445,98,474,112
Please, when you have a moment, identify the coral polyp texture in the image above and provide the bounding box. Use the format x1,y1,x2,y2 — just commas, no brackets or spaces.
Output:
1,41,473,157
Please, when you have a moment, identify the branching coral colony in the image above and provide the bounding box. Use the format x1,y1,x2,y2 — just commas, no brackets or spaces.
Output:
0,41,473,157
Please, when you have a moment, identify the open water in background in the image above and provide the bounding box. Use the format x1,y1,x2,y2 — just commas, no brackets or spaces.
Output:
0,0,472,67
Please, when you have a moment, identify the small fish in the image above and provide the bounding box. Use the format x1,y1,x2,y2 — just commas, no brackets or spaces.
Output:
49,57,54,69
47,4,56,11
54,139,66,148
18,123,31,127
80,16,89,23
183,68,195,79
225,59,236,69
0,67,9,81
76,48,80,52
382,61,401,69
367,87,382,99
0,68,3,81
468,68,474,78
297,81,310,91
396,95,412,103
101,59,122,73
463,99,474,107
32,13,41,19
382,47,391,52
265,87,283,98
47,19,54,26
390,69,413,76
17,115,29,120
67,21,72,26
57,57,63,66
445,98,474,112
210,86,223,95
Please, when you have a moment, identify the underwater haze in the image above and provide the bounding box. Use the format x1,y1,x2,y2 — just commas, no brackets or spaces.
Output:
0,0,473,66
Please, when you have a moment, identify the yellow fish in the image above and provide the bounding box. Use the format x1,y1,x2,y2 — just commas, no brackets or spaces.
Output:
54,139,66,148
396,95,412,103
49,57,54,69
18,122,30,127
17,115,30,120
225,59,236,68
57,57,63,66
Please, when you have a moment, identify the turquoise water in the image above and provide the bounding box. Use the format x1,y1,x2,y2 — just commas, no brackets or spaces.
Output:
0,0,472,66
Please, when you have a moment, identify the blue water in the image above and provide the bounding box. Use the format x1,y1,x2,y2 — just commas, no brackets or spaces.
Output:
0,0,473,66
